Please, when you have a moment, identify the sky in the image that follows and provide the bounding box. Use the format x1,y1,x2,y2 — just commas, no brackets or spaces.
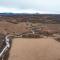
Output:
0,0,60,14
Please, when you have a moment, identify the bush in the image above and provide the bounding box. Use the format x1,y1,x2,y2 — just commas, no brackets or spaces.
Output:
54,37,60,42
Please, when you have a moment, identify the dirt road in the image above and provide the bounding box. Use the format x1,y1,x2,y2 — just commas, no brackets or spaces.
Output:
9,37,60,60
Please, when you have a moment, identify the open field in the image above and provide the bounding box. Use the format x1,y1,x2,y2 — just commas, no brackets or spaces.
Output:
0,14,60,34
0,14,60,60
9,37,60,60
0,21,60,35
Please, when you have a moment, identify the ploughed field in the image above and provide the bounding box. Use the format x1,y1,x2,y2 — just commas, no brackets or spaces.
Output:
9,37,60,60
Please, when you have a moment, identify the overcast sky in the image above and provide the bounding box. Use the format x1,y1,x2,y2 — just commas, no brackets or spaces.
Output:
0,0,60,14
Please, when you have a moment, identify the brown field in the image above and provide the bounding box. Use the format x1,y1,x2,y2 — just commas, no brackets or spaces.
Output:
9,37,60,60
0,14,60,60
0,21,60,35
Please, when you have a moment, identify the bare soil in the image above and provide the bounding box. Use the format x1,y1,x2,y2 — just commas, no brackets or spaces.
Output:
9,37,60,60
0,21,60,35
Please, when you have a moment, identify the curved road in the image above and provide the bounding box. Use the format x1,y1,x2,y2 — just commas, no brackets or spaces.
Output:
0,35,11,60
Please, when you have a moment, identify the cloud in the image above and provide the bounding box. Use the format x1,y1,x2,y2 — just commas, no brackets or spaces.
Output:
0,7,17,13
0,7,56,14
0,0,60,14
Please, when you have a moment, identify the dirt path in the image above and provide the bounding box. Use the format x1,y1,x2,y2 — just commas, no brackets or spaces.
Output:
9,37,60,60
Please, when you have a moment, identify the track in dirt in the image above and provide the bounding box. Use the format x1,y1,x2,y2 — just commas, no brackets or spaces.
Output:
9,37,60,60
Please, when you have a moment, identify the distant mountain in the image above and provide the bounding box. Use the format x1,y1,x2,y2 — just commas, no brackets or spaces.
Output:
0,13,40,16
0,13,17,16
